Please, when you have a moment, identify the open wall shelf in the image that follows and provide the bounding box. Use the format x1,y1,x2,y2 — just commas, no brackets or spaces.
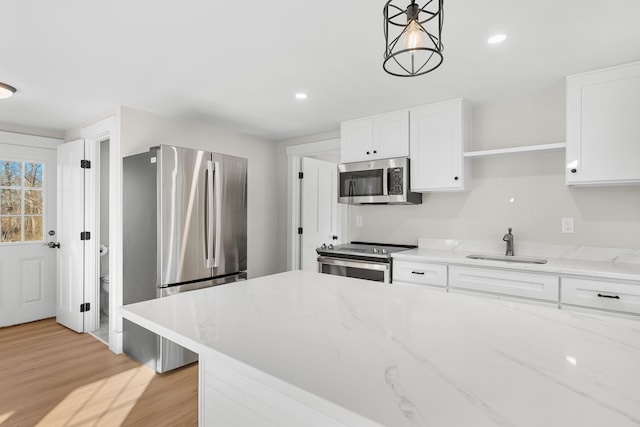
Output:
463,142,566,158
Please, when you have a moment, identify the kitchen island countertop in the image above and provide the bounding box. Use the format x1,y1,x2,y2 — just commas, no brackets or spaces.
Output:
120,270,640,426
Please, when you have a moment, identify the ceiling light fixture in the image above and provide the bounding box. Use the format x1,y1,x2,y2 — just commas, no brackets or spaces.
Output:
383,0,444,77
488,34,507,44
0,82,17,99
295,92,307,100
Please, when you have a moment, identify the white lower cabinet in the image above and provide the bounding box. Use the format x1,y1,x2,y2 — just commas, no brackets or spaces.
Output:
449,266,559,302
448,288,559,308
392,257,640,319
393,260,447,288
561,277,640,315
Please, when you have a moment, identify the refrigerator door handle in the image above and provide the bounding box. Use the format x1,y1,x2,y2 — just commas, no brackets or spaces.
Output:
212,161,222,268
205,160,215,268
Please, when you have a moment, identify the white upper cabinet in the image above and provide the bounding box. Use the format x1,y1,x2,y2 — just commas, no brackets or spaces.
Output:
341,110,409,163
566,61,640,185
410,98,471,191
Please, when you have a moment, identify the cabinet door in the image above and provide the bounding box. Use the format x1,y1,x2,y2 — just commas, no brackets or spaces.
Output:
566,62,640,185
340,117,373,163
393,260,447,287
372,110,409,160
410,99,470,191
561,277,640,315
449,266,559,302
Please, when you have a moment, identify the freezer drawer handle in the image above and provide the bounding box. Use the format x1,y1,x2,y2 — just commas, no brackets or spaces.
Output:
597,293,620,299
411,271,425,275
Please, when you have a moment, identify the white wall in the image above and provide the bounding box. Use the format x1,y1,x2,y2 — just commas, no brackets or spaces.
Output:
100,139,110,276
119,107,280,278
0,122,63,139
279,88,640,251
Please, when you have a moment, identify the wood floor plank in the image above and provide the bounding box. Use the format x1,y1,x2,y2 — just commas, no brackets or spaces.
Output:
0,318,197,426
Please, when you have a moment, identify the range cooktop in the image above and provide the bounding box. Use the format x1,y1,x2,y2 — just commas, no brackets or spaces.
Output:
316,241,416,260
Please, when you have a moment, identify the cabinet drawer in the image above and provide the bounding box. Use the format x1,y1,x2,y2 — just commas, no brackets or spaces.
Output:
561,277,640,315
393,261,447,287
449,266,559,302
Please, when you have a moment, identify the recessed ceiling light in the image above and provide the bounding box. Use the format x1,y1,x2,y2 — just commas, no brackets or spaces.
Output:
295,92,308,100
487,34,507,44
0,82,17,99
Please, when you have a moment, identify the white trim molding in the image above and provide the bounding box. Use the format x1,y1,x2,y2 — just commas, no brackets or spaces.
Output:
81,116,123,354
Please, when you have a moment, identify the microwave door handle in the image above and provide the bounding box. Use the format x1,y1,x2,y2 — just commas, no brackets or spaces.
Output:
212,160,222,268
383,168,388,196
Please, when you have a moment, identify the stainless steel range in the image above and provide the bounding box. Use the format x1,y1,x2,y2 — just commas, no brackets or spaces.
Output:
317,241,416,284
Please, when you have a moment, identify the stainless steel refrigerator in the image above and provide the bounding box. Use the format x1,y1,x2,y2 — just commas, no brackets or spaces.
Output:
123,145,247,373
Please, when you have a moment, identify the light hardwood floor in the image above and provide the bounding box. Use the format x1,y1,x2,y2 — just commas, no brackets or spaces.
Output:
0,318,197,426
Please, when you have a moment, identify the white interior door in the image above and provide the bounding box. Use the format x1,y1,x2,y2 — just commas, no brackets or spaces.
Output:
0,144,57,327
300,157,339,272
56,139,98,333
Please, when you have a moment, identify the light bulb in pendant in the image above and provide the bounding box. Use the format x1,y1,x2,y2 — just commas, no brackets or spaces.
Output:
404,20,423,51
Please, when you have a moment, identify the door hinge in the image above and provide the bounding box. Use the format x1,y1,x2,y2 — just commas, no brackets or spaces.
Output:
298,227,303,235
80,302,91,312
80,159,91,169
80,231,91,240
298,172,303,179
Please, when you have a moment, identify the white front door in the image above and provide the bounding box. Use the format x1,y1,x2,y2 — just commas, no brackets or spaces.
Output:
56,139,98,333
300,157,340,272
0,144,57,327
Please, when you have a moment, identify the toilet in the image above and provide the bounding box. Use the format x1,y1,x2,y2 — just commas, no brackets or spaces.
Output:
100,275,110,317
100,244,109,317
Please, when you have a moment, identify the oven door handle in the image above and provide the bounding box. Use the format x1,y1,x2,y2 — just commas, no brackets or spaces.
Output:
317,256,390,272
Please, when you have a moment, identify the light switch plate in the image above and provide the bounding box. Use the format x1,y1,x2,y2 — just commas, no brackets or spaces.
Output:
561,217,575,233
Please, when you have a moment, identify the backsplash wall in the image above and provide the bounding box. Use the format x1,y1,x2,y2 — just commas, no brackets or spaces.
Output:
348,88,640,249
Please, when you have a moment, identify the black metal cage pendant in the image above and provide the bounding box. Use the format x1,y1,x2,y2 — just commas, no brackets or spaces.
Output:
383,0,444,77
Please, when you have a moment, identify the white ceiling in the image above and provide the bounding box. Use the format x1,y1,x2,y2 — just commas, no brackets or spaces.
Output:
1,1,639,141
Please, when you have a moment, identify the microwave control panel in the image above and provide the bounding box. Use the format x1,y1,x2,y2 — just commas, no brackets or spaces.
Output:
388,167,404,195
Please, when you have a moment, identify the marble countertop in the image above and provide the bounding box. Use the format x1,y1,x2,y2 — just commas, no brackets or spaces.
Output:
392,239,640,282
120,270,640,427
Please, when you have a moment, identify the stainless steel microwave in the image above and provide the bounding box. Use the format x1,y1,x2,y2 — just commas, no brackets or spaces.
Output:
338,158,422,205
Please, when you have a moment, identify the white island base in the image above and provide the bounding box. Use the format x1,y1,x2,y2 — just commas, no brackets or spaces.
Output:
120,270,640,427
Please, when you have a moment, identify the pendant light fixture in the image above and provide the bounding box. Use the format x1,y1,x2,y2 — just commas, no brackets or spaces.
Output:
383,0,444,77
0,82,17,99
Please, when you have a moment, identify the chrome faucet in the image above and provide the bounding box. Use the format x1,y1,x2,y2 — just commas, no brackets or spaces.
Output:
503,228,514,256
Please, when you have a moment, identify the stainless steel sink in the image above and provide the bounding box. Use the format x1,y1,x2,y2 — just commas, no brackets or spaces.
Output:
466,254,548,264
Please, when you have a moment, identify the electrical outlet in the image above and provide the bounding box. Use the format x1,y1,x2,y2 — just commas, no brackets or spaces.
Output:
356,215,363,227
561,217,574,233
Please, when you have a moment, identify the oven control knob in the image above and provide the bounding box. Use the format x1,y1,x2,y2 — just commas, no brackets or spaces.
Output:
328,244,334,250
373,248,379,254
382,249,388,254
321,243,327,249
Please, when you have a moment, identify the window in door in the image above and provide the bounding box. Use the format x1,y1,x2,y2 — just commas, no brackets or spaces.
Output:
0,160,45,243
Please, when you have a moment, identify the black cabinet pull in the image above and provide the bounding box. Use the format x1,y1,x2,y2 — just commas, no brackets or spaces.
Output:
373,150,377,154
366,151,370,155
597,293,620,299
571,168,577,173
332,235,338,240
454,176,459,181
411,271,425,275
